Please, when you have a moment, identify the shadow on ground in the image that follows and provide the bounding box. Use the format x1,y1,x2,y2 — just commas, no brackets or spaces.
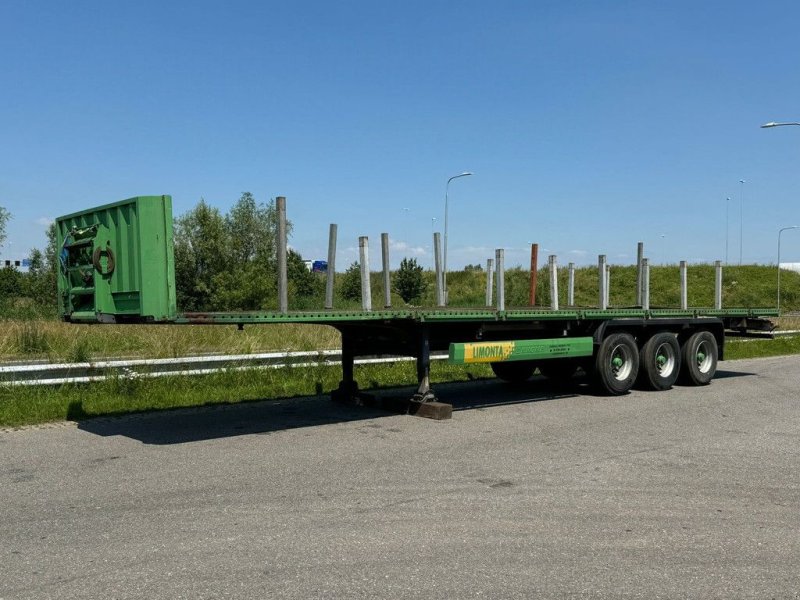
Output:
76,377,581,445
76,367,757,445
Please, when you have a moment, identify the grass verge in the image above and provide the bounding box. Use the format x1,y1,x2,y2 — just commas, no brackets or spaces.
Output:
0,361,493,429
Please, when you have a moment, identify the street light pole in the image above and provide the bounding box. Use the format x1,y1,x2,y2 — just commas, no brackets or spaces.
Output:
443,171,473,304
777,225,800,313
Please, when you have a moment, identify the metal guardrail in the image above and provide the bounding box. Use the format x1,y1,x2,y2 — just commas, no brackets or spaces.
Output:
0,350,449,387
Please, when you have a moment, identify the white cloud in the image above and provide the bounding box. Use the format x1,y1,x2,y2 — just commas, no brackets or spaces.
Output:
36,217,54,227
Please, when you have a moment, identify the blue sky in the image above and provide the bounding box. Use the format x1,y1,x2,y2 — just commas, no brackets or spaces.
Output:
2,0,800,269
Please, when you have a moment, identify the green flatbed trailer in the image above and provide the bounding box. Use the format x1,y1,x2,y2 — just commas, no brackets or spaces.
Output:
56,196,778,414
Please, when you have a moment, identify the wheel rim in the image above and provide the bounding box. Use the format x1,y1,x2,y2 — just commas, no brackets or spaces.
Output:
696,340,713,373
654,341,676,376
610,344,633,381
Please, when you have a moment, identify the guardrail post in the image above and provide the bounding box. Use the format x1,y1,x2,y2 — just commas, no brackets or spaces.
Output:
381,233,391,308
642,258,650,310
567,262,575,306
434,232,444,307
549,254,558,310
277,196,288,313
325,223,337,309
496,249,505,312
636,241,644,306
359,236,371,311
485,258,494,306
680,260,688,310
598,254,607,310
715,260,723,309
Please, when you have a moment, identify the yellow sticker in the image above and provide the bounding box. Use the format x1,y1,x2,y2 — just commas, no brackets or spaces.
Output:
464,341,516,363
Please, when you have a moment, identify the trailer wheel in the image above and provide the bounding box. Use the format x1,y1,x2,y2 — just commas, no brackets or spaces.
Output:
640,332,680,391
595,333,639,395
490,360,536,383
538,359,579,382
680,331,718,385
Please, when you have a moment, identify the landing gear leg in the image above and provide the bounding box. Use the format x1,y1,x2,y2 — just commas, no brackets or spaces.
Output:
408,325,452,420
331,331,372,404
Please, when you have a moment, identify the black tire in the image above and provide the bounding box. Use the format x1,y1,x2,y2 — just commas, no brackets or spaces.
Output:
594,332,639,395
679,331,718,386
639,332,681,391
490,360,537,382
538,359,579,382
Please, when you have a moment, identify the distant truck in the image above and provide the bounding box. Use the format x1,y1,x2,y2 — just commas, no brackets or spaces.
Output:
55,195,777,415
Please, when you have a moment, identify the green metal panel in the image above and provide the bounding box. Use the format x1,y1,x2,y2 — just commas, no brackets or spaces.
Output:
56,196,176,322
449,337,594,364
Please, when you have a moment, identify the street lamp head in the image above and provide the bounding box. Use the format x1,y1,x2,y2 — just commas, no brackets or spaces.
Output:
761,122,778,128
739,179,746,184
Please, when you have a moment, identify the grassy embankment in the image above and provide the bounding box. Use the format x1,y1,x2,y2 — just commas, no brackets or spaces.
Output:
1,264,798,427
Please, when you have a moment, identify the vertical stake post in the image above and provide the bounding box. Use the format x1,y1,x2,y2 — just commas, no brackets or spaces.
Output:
715,260,723,309
381,233,391,308
325,223,337,310
680,260,688,310
433,232,444,307
277,196,288,313
485,258,494,307
598,254,607,310
359,236,371,312
529,243,539,306
567,262,575,306
496,249,505,312
549,255,559,310
642,258,650,310
636,241,644,306
605,264,611,308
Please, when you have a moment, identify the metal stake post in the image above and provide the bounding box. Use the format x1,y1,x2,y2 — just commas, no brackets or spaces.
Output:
636,241,644,306
715,260,723,309
485,258,494,307
598,255,607,310
567,262,575,306
381,233,391,308
496,249,505,312
433,232,444,307
325,223,337,309
642,258,650,310
359,236,371,311
680,260,688,310
549,255,558,311
277,196,288,313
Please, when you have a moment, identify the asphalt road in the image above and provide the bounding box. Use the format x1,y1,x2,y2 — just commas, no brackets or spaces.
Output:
1,355,799,599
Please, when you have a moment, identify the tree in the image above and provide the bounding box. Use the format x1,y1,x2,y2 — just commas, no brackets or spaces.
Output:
394,257,427,303
173,193,290,311
173,199,228,311
287,249,318,297
0,207,10,249
340,262,362,302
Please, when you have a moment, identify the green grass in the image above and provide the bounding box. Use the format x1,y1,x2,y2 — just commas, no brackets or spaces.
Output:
0,361,494,428
725,335,800,360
